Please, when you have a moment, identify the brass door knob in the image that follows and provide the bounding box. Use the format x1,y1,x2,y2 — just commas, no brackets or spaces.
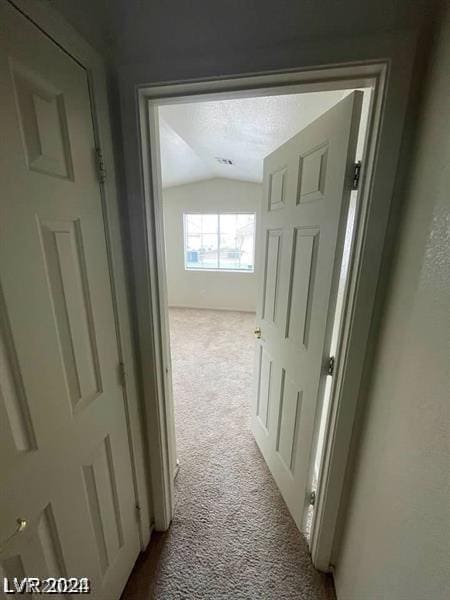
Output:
0,518,27,553
254,327,262,339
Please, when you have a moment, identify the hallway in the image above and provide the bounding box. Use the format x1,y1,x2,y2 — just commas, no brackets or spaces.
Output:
121,308,334,599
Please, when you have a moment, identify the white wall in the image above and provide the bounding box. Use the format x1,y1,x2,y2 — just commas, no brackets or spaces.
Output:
335,8,450,600
163,178,261,312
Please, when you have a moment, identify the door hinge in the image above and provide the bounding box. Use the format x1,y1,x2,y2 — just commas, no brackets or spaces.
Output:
309,490,317,506
327,356,335,376
352,161,361,190
118,361,126,387
95,147,106,184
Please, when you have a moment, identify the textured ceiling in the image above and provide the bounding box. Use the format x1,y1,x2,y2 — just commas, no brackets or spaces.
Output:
158,90,349,188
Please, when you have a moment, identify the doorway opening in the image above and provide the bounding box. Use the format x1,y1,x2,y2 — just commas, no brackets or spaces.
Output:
146,85,371,591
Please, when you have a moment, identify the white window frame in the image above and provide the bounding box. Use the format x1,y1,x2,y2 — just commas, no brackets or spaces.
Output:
183,212,256,273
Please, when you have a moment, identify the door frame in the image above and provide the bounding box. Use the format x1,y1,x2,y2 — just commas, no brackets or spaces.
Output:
129,45,415,571
7,0,153,549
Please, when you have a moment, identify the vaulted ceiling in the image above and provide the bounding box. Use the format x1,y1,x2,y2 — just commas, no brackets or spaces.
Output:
158,90,349,188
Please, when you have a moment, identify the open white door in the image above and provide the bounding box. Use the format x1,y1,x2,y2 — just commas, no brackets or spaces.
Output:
0,3,140,598
251,92,362,531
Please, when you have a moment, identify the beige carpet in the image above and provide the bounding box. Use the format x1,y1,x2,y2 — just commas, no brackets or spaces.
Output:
121,308,335,600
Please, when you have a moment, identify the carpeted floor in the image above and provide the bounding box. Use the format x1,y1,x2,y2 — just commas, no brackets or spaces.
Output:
121,308,335,600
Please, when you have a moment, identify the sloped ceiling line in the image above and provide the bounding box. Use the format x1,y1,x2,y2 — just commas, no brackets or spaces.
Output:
158,90,350,188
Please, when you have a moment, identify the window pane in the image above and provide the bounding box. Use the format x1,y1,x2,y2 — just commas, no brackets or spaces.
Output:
219,213,255,271
184,212,255,271
186,235,201,250
201,214,218,234
198,233,218,269
220,214,237,234
185,214,202,234
237,213,255,229
201,233,218,251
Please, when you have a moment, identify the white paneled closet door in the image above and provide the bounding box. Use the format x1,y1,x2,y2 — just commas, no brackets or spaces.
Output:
0,3,140,598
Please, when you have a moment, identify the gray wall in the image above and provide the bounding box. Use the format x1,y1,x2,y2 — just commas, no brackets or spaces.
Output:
163,179,261,312
50,1,448,595
52,0,435,73
334,7,450,599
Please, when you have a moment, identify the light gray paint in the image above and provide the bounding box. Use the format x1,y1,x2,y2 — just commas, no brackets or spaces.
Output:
335,8,450,599
49,0,444,583
163,178,261,312
51,0,434,71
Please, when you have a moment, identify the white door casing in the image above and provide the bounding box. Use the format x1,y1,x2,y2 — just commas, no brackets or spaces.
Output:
251,92,362,530
0,3,140,598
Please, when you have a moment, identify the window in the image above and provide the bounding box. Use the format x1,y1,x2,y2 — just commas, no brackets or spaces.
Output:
184,213,256,272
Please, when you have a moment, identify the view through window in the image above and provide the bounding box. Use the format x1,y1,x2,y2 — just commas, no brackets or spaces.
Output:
184,213,256,271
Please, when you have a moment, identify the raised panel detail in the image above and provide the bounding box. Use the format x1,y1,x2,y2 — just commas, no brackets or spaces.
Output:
83,435,124,576
297,144,328,204
0,554,26,582
38,218,102,411
37,504,67,579
285,228,319,349
268,167,287,210
0,287,37,452
256,348,272,431
10,60,73,180
276,370,302,473
262,230,282,324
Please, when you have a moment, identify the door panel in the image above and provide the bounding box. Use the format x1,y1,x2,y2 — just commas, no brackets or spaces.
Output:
262,230,282,324
285,228,320,348
297,143,328,203
38,217,103,409
10,58,74,180
256,347,273,431
252,92,362,530
0,3,140,598
275,371,302,474
82,434,124,575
